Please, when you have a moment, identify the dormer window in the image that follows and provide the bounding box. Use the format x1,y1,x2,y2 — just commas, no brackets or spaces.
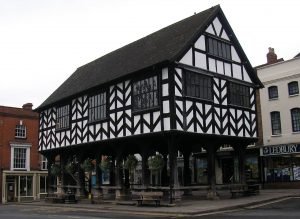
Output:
15,123,26,138
56,105,70,130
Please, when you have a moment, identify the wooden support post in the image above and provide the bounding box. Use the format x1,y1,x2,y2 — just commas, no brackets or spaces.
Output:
168,136,181,203
205,144,219,200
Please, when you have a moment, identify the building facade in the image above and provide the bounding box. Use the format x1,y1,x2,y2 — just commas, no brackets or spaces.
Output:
37,5,262,200
0,103,48,203
257,49,300,188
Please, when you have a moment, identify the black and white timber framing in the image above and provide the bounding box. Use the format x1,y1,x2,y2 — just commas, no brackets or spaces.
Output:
37,5,263,200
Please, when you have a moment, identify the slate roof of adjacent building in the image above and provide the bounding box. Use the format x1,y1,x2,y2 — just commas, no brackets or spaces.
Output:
37,5,261,111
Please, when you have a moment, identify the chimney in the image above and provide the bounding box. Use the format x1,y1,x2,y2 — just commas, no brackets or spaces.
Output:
267,47,278,64
22,103,33,111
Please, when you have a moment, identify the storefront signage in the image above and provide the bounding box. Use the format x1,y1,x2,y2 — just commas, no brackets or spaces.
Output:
261,144,300,156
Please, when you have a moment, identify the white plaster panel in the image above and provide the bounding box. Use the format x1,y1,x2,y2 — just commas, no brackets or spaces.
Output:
102,122,108,132
196,102,203,114
143,124,150,133
126,96,131,106
164,117,170,130
179,48,193,66
243,66,251,82
153,121,161,132
144,113,151,125
163,101,170,114
187,110,193,125
162,68,168,80
232,64,242,80
216,60,224,74
208,58,216,72
176,122,183,131
176,109,183,123
153,111,160,123
231,46,241,63
162,83,169,96
213,17,222,36
205,24,215,35
126,128,131,136
176,100,183,111
224,63,231,77
194,35,206,51
221,30,230,41
195,52,207,70
186,101,193,111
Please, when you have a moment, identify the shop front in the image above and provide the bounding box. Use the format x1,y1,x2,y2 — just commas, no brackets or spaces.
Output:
261,143,300,188
1,171,48,203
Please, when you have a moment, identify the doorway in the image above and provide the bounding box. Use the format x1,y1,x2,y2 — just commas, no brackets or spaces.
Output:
222,158,234,184
6,176,16,202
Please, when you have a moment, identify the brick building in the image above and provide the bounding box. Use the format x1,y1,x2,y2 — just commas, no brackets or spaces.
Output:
0,103,47,203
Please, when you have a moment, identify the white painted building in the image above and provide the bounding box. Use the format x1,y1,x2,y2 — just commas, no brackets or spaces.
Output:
257,49,300,186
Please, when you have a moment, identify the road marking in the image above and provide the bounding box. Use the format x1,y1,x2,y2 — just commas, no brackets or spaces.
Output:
244,197,294,209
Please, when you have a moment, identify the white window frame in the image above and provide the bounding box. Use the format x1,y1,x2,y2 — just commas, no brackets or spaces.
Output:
15,121,26,138
10,143,31,171
41,155,48,170
39,175,48,194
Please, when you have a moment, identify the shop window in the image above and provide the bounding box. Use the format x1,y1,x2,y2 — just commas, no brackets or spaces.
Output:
268,86,278,100
40,176,48,194
133,76,158,111
20,176,33,197
271,111,281,135
15,124,26,138
229,82,250,108
88,92,106,122
288,81,299,96
291,108,300,132
185,71,212,100
56,105,70,130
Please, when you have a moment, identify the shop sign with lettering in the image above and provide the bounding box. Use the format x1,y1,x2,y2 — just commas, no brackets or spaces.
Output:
261,144,300,156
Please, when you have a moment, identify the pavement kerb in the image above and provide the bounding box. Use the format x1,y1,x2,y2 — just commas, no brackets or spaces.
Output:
13,194,300,217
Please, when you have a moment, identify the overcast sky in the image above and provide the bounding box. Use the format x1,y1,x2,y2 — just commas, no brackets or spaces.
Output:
0,0,299,108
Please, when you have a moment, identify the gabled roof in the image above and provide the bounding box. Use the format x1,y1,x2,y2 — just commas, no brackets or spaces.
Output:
37,5,261,111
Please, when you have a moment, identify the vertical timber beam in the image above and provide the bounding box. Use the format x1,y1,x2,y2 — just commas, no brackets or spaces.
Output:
205,144,219,200
168,135,181,203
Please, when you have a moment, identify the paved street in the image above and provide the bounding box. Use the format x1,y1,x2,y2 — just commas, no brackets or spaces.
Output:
0,204,163,219
197,197,300,218
1,197,300,219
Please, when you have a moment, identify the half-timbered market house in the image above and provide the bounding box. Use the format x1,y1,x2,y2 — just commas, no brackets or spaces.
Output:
36,5,263,201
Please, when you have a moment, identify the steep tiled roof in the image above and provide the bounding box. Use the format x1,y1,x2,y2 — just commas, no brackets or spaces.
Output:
37,6,220,110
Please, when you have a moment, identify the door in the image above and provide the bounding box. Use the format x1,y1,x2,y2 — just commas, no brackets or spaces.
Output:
6,182,15,202
222,158,234,184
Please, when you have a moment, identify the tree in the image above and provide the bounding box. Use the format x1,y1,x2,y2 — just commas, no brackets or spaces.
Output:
124,154,138,183
148,154,164,186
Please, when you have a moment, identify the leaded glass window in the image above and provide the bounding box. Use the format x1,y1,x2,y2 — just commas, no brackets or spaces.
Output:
288,81,299,96
89,92,106,122
133,76,158,111
185,71,212,100
229,82,250,108
271,111,281,135
56,105,70,130
207,37,231,60
291,108,300,132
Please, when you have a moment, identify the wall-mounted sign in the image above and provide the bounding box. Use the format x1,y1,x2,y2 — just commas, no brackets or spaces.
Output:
261,144,300,156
